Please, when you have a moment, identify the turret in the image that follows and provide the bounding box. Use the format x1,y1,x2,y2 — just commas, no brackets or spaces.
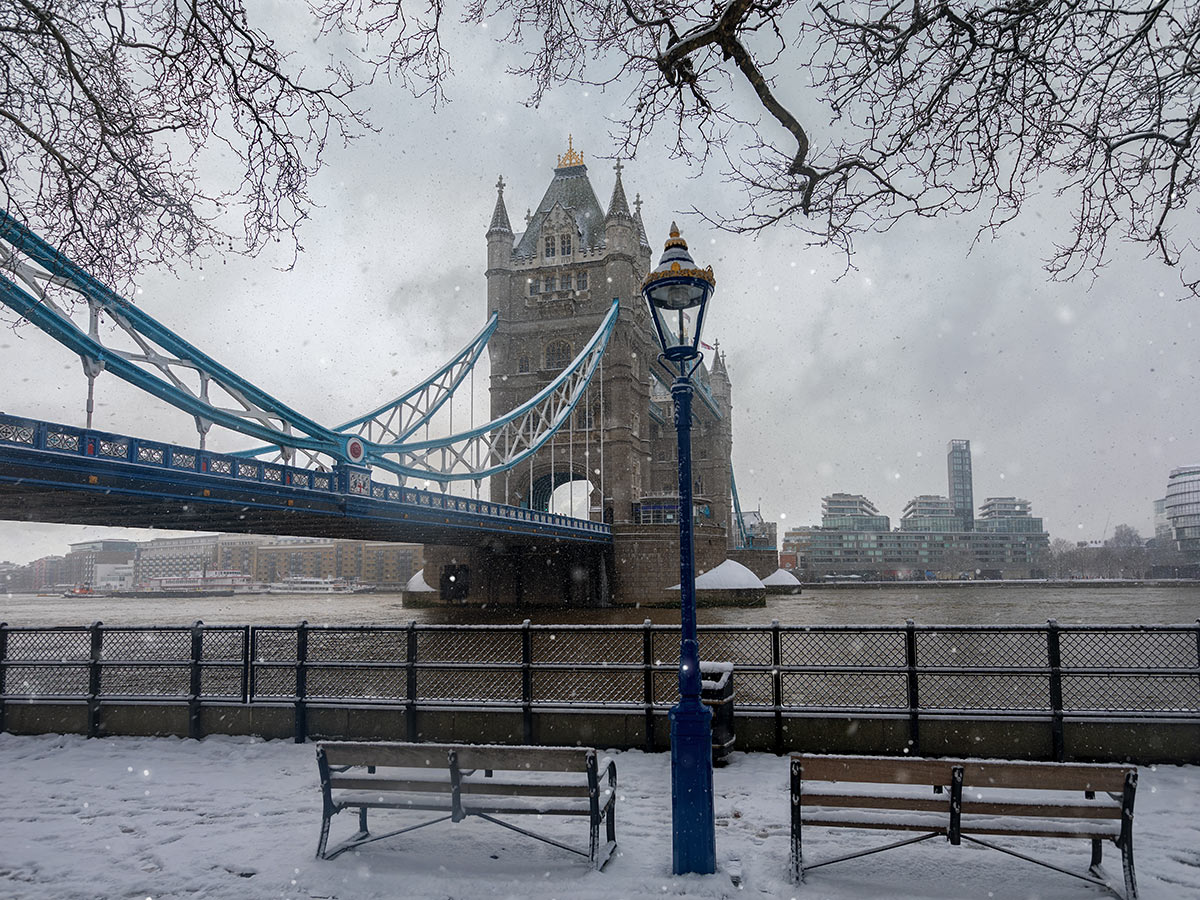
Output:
487,175,514,271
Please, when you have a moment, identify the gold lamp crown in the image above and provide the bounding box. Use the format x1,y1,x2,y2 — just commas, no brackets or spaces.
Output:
557,134,584,168
664,221,688,250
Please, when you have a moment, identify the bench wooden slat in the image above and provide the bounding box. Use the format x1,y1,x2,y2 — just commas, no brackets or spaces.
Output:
321,741,593,772
330,775,591,798
332,790,602,817
798,754,1132,792
802,790,1121,820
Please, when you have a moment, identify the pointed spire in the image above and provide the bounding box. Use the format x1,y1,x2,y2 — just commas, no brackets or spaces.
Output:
487,175,512,235
606,160,632,220
633,192,650,248
710,340,730,384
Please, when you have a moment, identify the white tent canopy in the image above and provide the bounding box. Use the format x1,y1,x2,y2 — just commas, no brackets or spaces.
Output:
404,568,436,592
670,559,764,590
762,568,801,586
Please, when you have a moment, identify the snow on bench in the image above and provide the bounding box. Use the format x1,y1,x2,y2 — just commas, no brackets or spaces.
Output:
790,753,1138,899
315,741,617,869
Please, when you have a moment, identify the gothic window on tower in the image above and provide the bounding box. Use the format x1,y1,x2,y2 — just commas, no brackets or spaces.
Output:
577,271,588,291
560,234,572,256
528,278,538,296
544,340,572,371
560,272,572,291
544,235,556,258
545,274,556,292
518,356,530,374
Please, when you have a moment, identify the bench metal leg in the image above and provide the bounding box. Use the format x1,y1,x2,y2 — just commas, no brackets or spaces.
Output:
316,812,333,860
1121,834,1137,900
1089,838,1103,874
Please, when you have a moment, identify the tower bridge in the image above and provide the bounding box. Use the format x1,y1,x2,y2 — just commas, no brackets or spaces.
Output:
0,141,775,606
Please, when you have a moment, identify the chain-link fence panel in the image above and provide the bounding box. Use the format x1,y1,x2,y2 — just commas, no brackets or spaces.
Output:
306,629,407,664
532,667,642,705
253,629,300,663
1062,673,1200,712
781,671,907,709
5,629,90,661
780,630,905,667
917,629,1047,668
919,673,1050,711
101,629,189,663
416,666,521,703
417,629,520,664
699,630,772,666
3,664,89,697
101,664,189,697
306,665,406,701
1060,629,1198,669
531,629,642,664
199,664,244,700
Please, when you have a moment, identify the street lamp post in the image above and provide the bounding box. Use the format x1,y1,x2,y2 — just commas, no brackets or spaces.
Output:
641,223,717,876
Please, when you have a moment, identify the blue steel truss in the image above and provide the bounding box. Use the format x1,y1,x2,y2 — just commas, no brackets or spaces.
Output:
0,213,617,484
730,464,752,549
235,311,498,461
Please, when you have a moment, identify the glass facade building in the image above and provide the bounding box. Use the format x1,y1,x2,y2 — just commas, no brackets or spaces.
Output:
1164,466,1200,559
947,439,974,531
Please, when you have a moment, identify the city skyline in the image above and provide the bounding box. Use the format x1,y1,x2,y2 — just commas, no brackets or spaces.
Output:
1,5,1196,565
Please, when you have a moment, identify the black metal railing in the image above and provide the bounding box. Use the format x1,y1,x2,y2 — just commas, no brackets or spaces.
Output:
1,619,1197,756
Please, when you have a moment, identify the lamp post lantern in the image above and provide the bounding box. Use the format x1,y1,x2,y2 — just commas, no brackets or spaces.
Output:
641,223,717,876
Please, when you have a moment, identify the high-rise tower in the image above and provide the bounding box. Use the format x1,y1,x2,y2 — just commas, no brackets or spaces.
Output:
947,439,974,531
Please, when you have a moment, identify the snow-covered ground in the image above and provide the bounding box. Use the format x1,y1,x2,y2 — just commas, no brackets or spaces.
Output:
0,733,1197,900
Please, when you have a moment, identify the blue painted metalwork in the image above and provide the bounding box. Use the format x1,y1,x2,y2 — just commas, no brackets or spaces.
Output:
666,369,718,876
642,222,717,877
361,299,619,484
0,214,617,487
0,211,354,460
0,412,611,544
730,465,752,549
236,312,500,459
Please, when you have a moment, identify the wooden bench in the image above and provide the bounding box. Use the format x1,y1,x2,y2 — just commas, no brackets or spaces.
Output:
791,753,1137,899
315,741,617,869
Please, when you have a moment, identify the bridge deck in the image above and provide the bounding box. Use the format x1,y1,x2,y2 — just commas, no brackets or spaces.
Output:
0,414,610,547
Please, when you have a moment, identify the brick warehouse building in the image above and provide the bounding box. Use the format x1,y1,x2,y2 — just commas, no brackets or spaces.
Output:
421,141,775,606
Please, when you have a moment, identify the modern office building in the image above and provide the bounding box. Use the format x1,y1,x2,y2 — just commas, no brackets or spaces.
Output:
1164,465,1200,559
947,439,974,530
780,440,1049,579
821,493,891,532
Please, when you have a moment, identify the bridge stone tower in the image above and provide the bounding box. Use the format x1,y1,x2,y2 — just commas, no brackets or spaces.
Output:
423,139,743,607
486,139,734,534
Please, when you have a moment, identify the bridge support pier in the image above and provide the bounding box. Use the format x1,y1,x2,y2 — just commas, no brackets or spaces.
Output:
421,541,611,607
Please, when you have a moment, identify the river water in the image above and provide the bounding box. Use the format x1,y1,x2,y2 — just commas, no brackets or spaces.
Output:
3,583,1199,627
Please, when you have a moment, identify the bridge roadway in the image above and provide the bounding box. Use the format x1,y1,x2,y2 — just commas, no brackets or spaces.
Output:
0,414,611,547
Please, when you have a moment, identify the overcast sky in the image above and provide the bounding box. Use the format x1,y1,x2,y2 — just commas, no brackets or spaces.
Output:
2,5,1197,565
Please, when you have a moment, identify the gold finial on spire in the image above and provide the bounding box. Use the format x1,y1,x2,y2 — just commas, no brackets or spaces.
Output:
557,134,584,168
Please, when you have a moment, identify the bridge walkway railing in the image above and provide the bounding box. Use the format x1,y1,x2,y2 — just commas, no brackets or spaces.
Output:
0,412,609,538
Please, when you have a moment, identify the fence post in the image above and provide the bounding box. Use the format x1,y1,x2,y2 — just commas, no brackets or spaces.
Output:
905,620,920,755
241,626,252,705
188,620,204,740
0,622,7,735
772,619,784,755
294,621,308,744
642,619,655,752
87,621,103,738
406,622,418,741
1047,619,1065,762
521,619,533,744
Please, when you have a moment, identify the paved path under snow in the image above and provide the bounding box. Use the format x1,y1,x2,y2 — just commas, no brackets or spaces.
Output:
0,734,1197,899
